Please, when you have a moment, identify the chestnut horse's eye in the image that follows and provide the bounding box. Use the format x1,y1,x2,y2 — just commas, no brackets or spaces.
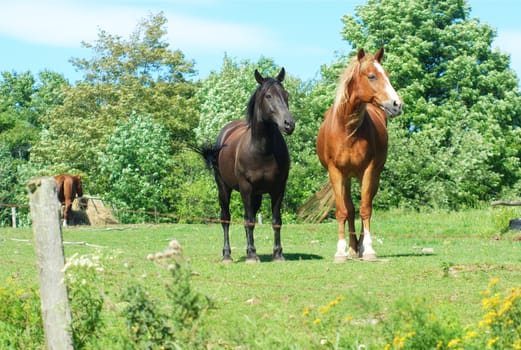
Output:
368,73,377,80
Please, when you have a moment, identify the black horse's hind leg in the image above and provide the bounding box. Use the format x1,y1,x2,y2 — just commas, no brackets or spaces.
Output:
271,191,285,261
216,177,233,262
242,193,262,263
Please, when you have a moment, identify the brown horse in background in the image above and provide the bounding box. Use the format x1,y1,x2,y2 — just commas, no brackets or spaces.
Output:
316,48,402,262
54,174,84,227
197,68,295,263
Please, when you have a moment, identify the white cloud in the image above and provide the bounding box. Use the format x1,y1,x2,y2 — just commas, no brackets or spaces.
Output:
0,0,278,55
165,13,277,54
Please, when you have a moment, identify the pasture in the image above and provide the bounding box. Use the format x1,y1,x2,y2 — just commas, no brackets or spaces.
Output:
1,208,521,349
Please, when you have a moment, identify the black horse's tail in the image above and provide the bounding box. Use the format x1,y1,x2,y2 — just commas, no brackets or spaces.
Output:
192,143,221,171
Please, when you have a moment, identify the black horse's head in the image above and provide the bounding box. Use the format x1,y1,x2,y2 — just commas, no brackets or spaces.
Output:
248,68,295,135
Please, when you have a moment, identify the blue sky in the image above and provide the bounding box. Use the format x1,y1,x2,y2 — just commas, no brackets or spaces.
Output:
0,0,519,83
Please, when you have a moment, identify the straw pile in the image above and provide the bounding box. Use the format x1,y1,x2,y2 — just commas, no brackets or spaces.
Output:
70,196,119,225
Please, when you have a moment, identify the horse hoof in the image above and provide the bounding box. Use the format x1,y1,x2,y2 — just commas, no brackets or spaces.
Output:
273,255,285,262
245,257,260,264
221,257,233,264
333,255,348,263
347,247,358,259
362,254,377,262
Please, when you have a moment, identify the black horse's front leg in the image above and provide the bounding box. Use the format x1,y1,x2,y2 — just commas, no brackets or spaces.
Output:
271,192,285,261
242,193,261,263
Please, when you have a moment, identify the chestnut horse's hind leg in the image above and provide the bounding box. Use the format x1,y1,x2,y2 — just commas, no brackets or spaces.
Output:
63,200,72,227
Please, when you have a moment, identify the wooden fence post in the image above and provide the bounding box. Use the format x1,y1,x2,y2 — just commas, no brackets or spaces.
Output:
27,176,74,350
11,206,16,228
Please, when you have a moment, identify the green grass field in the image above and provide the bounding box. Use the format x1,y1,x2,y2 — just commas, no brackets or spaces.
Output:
1,208,520,349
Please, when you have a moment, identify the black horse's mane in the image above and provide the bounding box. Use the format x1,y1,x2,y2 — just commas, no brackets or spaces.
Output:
246,78,280,124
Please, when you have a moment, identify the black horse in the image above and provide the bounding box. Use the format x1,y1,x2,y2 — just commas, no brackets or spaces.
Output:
198,68,295,263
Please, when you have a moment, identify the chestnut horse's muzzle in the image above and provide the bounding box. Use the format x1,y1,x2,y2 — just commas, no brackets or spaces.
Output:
383,100,403,117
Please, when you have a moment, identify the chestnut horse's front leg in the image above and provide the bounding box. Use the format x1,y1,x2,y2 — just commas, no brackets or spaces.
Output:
329,167,357,262
358,168,380,261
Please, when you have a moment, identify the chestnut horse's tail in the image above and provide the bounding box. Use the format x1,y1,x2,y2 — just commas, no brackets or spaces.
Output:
297,181,335,223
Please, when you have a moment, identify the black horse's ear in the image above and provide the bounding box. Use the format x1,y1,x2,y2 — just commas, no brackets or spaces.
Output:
254,69,264,84
375,47,384,63
357,48,366,61
276,67,285,82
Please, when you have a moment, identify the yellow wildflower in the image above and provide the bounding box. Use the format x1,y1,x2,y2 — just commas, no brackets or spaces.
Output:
302,306,310,317
407,331,416,338
313,318,321,325
318,305,330,315
393,335,406,349
447,338,460,348
328,300,339,307
487,337,499,347
488,278,499,287
464,331,478,339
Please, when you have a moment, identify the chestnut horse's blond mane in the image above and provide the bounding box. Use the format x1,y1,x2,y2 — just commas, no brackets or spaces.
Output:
332,52,376,132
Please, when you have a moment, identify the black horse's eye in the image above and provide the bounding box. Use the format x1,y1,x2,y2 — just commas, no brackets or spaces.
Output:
368,73,377,80
265,94,272,99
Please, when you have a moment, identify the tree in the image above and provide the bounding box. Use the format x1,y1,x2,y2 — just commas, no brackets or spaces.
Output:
31,12,199,196
337,0,521,208
99,114,173,223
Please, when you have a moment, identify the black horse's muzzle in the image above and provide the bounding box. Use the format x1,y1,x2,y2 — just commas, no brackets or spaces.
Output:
283,118,295,135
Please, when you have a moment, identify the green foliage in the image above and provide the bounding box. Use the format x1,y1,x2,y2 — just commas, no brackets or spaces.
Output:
0,143,17,225
63,253,105,349
31,12,198,197
383,298,462,349
0,277,44,349
2,0,521,220
99,114,173,223
339,0,521,208
121,285,178,349
121,240,211,349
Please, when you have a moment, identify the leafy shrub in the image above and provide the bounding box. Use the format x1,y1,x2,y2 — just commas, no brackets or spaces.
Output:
383,298,462,350
63,252,106,348
0,277,44,349
121,240,212,349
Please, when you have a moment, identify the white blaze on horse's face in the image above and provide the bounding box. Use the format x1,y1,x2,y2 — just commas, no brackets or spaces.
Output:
374,61,403,117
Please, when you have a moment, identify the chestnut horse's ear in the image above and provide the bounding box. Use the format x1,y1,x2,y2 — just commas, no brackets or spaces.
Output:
276,67,285,82
254,69,265,84
357,48,366,61
375,47,385,63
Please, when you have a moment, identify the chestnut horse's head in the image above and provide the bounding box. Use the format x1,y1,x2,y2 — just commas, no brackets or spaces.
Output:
349,48,403,117
249,68,295,135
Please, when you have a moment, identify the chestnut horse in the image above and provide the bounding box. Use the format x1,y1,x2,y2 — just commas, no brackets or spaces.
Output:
54,174,83,226
316,48,402,262
198,68,295,263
